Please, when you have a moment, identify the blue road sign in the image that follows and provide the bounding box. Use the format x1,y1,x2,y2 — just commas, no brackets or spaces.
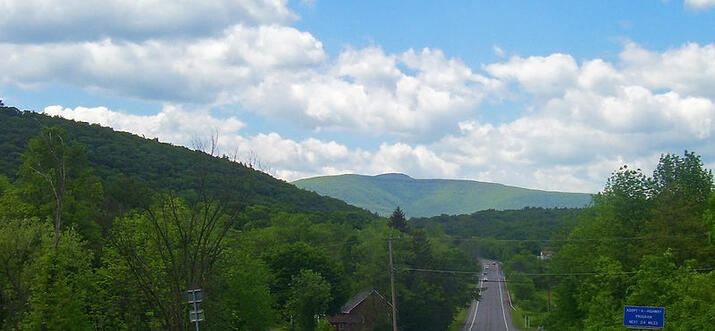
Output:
624,306,664,328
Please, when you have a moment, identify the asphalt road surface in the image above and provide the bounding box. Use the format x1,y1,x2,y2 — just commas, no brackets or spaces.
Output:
462,260,520,331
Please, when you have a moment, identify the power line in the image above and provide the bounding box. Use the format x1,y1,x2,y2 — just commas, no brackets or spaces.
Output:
397,267,715,277
513,268,715,277
399,267,477,275
239,231,707,252
415,233,707,243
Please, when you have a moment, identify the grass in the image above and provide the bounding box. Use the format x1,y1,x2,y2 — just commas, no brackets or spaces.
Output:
507,288,550,330
448,305,470,331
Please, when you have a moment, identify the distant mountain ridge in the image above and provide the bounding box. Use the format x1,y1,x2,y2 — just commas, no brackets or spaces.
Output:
292,173,592,217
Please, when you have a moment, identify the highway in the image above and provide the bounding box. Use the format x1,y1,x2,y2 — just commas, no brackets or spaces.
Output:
461,260,519,331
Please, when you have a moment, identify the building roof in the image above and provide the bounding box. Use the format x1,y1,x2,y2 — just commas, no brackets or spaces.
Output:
340,289,392,314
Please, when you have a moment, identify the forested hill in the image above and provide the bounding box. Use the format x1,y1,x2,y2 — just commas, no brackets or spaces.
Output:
0,106,474,330
411,207,582,240
0,106,373,219
293,173,592,217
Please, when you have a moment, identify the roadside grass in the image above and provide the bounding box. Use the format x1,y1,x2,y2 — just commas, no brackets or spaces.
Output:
448,305,469,331
511,307,528,330
511,306,548,330
507,288,549,330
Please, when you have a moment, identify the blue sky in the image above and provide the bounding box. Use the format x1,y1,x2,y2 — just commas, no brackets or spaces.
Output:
1,0,714,193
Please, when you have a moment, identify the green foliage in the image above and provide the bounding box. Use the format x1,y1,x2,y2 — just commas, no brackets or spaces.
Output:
0,176,35,220
394,231,472,331
293,173,592,217
108,194,237,330
21,229,96,330
0,218,52,329
547,151,714,329
706,192,715,244
413,207,580,241
388,206,408,232
0,107,476,330
625,250,715,329
509,272,536,303
263,242,348,313
0,107,374,222
285,269,332,330
316,318,335,331
202,248,276,330
17,126,103,248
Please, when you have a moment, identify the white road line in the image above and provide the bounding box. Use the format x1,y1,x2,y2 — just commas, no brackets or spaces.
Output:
497,267,509,331
468,280,482,331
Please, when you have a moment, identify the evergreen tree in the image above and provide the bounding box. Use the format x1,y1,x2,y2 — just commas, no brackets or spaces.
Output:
389,206,409,233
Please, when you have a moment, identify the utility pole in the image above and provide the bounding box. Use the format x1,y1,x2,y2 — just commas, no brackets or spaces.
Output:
389,236,398,331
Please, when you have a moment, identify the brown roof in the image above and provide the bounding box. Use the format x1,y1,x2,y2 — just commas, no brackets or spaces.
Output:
340,289,392,314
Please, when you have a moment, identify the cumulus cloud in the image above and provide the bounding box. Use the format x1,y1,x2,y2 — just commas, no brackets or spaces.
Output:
438,42,715,191
242,47,501,137
484,53,579,97
619,42,715,100
29,42,715,192
3,0,713,194
1,30,498,139
0,25,326,102
0,0,296,42
42,105,248,149
685,0,715,9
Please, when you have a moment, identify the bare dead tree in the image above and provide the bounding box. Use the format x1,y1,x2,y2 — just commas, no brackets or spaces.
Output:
25,130,67,249
191,128,220,157
244,149,274,175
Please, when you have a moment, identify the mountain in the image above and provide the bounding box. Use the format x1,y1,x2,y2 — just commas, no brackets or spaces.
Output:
0,106,375,221
292,173,592,217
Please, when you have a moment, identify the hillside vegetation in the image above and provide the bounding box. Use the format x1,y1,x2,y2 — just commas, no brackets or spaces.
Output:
0,106,474,330
1,106,711,330
293,173,592,217
0,106,371,219
425,152,714,330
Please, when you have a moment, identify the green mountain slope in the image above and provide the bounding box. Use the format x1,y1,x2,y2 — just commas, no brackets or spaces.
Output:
0,106,374,220
292,173,592,217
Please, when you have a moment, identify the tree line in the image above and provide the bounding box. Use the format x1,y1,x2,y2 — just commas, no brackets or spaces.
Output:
417,151,714,330
0,122,473,330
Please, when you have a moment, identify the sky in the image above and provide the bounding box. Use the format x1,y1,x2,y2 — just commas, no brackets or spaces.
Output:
1,0,714,193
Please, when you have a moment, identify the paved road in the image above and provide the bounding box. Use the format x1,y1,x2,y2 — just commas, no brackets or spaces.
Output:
462,260,520,331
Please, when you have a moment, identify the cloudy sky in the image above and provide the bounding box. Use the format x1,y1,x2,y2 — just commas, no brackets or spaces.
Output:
2,0,714,193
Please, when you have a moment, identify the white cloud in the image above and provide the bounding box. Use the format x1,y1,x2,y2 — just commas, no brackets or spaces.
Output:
0,0,296,42
335,47,402,86
493,45,506,58
42,105,245,147
1,31,499,138
3,8,714,194
685,0,715,9
484,53,579,97
620,42,715,100
369,143,460,178
242,47,501,137
432,111,710,193
441,43,715,191
0,25,325,102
